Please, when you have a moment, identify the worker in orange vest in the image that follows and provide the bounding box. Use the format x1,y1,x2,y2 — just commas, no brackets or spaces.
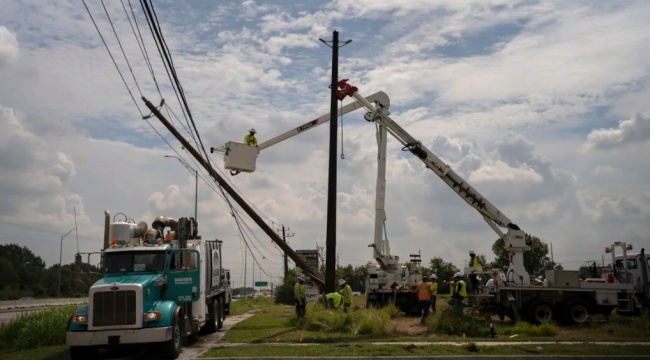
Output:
417,275,434,324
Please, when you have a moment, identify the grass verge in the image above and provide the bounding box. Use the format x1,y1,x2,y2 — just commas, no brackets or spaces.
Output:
202,344,650,358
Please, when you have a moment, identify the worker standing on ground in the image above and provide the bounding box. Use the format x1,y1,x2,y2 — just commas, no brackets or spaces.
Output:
468,249,482,294
417,275,434,324
452,272,467,309
244,128,258,146
294,276,306,318
338,278,353,313
324,291,343,310
430,274,439,313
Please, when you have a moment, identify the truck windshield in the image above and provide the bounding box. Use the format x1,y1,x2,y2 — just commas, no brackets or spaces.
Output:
105,251,166,273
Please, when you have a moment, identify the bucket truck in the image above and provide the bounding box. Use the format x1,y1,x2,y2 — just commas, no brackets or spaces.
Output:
210,91,424,315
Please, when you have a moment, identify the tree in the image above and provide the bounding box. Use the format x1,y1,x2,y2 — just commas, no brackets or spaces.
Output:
489,234,562,278
428,257,460,294
0,244,46,298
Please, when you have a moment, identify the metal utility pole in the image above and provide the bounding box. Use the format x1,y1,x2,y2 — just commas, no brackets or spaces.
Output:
142,98,325,288
319,30,352,293
279,225,294,280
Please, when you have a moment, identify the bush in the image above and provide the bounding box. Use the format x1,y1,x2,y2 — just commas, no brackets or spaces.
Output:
380,304,401,319
286,303,390,336
431,307,492,337
273,283,295,305
0,305,76,350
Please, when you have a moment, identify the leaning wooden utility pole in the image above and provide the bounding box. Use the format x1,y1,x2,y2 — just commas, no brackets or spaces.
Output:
142,97,324,288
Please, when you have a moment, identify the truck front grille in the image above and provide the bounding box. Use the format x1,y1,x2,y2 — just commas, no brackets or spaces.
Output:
92,290,137,326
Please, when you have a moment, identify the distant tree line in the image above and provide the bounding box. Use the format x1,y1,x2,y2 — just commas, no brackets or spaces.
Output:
0,244,101,300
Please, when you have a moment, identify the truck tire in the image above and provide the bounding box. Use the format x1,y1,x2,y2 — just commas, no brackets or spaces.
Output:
203,299,219,334
563,298,590,325
161,315,182,359
527,300,554,325
69,345,98,360
217,297,224,329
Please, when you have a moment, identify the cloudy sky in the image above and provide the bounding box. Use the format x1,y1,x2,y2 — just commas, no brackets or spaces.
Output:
1,0,649,288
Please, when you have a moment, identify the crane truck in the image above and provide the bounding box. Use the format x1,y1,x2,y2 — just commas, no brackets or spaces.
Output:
66,211,231,359
333,80,650,324
212,79,650,324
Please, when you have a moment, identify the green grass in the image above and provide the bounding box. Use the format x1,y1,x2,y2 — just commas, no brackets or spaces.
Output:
229,297,273,316
3,296,650,360
202,344,650,358
0,306,76,351
0,345,70,360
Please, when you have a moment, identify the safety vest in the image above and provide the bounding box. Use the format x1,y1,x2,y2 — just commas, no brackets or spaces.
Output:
455,280,467,298
471,257,480,267
244,134,258,145
294,282,305,301
431,281,438,296
325,292,342,308
417,282,432,300
341,284,352,304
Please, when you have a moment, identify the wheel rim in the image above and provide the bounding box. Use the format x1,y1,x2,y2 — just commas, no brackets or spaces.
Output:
570,304,589,324
173,323,181,349
533,304,553,323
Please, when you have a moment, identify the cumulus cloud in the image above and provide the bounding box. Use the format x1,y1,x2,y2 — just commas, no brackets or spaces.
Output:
585,112,650,150
0,105,78,223
0,26,19,67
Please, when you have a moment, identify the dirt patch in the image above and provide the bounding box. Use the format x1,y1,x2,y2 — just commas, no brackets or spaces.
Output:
388,316,429,335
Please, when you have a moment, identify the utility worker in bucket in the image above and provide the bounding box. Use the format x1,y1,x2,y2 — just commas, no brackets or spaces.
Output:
338,278,353,313
244,128,258,146
417,275,434,324
294,276,306,318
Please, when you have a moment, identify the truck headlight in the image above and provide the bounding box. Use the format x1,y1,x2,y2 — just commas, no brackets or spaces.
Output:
71,315,88,324
144,311,162,322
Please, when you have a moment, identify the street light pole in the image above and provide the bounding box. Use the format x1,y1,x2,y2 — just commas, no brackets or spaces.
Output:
164,155,198,222
58,228,76,298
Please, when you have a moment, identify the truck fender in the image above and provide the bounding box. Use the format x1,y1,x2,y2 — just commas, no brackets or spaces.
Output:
67,304,89,331
146,301,181,327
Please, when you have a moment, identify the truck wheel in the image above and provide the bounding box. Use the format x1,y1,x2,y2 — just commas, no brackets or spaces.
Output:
162,315,182,359
203,299,218,334
69,345,98,360
217,297,224,329
528,300,554,325
564,299,590,325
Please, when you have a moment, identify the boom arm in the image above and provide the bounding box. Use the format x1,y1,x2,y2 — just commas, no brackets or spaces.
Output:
336,80,531,285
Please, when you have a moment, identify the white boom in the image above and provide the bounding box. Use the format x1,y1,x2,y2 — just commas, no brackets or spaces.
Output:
209,92,390,173
335,80,531,286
